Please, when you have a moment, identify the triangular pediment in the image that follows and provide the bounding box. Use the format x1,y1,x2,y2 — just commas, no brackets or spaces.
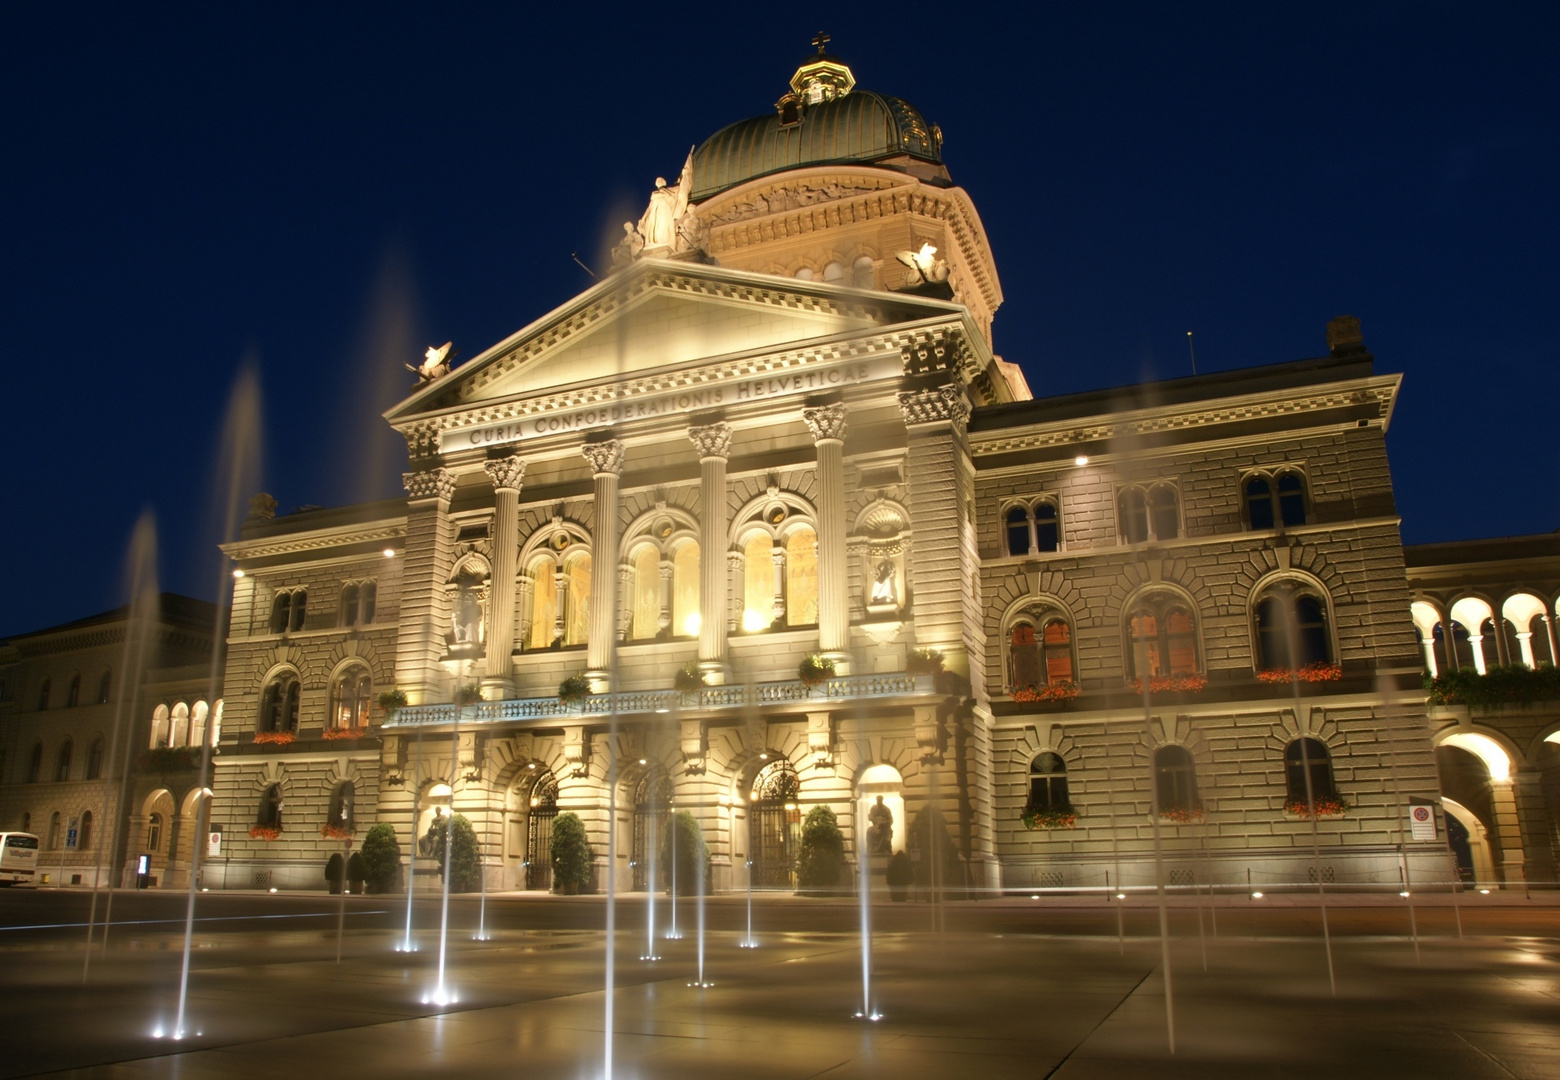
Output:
386,260,970,423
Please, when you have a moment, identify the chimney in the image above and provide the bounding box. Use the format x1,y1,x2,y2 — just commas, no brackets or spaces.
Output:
1326,315,1366,357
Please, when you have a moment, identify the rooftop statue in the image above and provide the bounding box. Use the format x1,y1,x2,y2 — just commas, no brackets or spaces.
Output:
406,341,453,382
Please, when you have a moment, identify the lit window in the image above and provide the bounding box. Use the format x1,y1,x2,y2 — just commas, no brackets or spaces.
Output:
852,256,875,289
564,554,592,646
631,544,661,640
330,666,372,730
786,527,819,626
259,673,301,734
1128,597,1199,678
673,542,700,638
527,556,558,649
742,533,776,631
1007,617,1075,692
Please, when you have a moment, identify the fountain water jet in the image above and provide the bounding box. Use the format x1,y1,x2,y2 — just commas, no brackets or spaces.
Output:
854,853,879,1020
428,707,462,1004
641,787,660,961
175,361,263,1040
739,858,757,948
688,841,712,988
399,731,423,953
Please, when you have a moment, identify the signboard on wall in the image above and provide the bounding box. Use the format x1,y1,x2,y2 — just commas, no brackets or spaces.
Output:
207,831,222,858
1409,800,1437,841
65,816,79,850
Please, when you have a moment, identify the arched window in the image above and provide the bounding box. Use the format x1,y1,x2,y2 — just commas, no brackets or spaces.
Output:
190,701,209,748
1153,745,1200,813
66,674,80,708
1244,476,1274,530
259,673,301,734
742,533,776,631
823,260,845,283
340,584,360,627
86,738,104,780
852,255,875,288
1028,752,1070,811
170,703,189,747
360,581,377,624
1034,502,1060,552
1006,506,1030,555
257,784,283,829
55,740,72,782
527,555,559,649
1118,489,1148,544
1148,485,1180,541
78,810,92,850
97,671,111,704
328,781,355,830
673,542,700,637
329,666,372,730
146,813,163,852
37,679,50,711
27,742,42,783
150,705,170,748
270,592,291,634
630,544,662,640
1277,471,1307,527
793,267,814,281
1008,618,1076,692
785,527,819,626
1284,738,1338,808
564,554,591,645
47,812,61,850
1128,597,1199,678
1254,583,1333,671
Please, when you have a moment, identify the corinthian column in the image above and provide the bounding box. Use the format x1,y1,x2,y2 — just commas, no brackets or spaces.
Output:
481,455,525,698
689,422,732,681
396,467,458,704
803,403,849,671
581,439,624,686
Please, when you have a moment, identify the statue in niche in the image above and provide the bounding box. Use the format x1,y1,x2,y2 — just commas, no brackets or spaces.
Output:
450,576,484,646
869,560,897,605
418,806,449,857
866,796,894,855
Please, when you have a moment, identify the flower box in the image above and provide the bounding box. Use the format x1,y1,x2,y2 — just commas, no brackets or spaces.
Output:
249,825,282,841
1021,805,1078,830
1013,682,1079,704
1158,806,1205,824
1257,662,1343,685
322,727,369,741
1128,674,1207,695
253,731,297,746
320,824,355,840
1284,798,1349,819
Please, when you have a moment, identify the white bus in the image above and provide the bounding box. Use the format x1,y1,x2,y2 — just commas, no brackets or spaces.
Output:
0,833,39,885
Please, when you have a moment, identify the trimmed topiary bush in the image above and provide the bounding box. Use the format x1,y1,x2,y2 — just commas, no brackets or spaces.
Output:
424,813,482,892
658,810,711,895
886,850,913,901
796,804,846,892
550,811,594,894
347,851,367,894
325,852,345,894
359,823,403,893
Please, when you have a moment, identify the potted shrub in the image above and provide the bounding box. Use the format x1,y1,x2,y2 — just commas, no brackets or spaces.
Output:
907,648,945,677
886,850,913,901
796,805,845,894
558,674,591,710
359,823,403,893
454,683,483,707
377,688,409,718
674,663,705,697
422,813,482,892
798,654,836,695
347,852,367,894
550,812,594,894
325,852,345,895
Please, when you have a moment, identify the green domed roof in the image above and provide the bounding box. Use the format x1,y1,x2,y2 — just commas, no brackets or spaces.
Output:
690,60,943,203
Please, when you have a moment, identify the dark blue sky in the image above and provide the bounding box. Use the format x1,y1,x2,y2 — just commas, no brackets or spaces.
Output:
3,3,1556,635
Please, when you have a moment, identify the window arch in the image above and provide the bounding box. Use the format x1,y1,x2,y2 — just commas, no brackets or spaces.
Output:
328,781,355,830
1004,500,1061,556
1028,752,1070,812
1119,484,1180,543
741,532,776,632
257,784,283,829
1007,616,1075,692
270,589,307,634
146,813,163,852
1127,595,1199,678
823,260,845,283
1244,470,1308,530
1153,745,1200,814
851,255,875,288
329,666,372,731
623,509,701,642
1254,581,1333,671
37,679,50,711
86,738,104,780
1244,476,1274,530
47,811,61,850
190,701,210,748
259,672,301,734
78,810,93,850
27,742,42,783
170,703,190,747
785,526,818,626
97,671,111,705
1284,738,1338,808
150,704,171,748
340,583,360,627
66,674,80,708
55,740,73,782
1277,472,1307,526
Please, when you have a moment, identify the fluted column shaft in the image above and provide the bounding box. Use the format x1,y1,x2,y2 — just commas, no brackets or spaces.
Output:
396,467,457,703
582,440,624,679
803,405,849,661
689,422,732,673
482,456,525,696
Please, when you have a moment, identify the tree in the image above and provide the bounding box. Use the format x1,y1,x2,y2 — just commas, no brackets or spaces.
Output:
550,811,594,894
658,810,710,894
359,823,403,894
796,805,845,891
422,813,482,892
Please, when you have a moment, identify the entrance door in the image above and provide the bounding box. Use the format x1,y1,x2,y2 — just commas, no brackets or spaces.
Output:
748,760,800,889
525,773,559,891
632,771,672,891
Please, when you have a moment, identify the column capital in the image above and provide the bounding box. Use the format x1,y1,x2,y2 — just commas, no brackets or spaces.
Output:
688,421,733,460
581,438,625,476
403,467,457,504
482,454,526,492
897,384,970,428
802,403,847,444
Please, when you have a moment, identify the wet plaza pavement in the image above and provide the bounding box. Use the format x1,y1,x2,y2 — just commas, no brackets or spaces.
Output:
2,890,1558,1078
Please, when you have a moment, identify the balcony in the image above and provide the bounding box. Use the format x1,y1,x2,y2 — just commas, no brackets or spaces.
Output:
383,671,934,728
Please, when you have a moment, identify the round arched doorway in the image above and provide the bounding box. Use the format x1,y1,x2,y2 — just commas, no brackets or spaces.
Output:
748,759,800,888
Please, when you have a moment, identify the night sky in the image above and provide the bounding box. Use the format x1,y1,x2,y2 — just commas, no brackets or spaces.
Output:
3,3,1556,636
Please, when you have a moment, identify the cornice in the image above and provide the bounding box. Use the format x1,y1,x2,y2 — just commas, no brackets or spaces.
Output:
224,521,407,561
969,377,1399,458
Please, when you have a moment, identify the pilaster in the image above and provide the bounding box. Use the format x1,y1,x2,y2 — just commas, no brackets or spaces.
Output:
582,439,624,685
898,385,975,675
481,455,525,698
803,403,850,671
689,422,732,681
396,467,458,703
